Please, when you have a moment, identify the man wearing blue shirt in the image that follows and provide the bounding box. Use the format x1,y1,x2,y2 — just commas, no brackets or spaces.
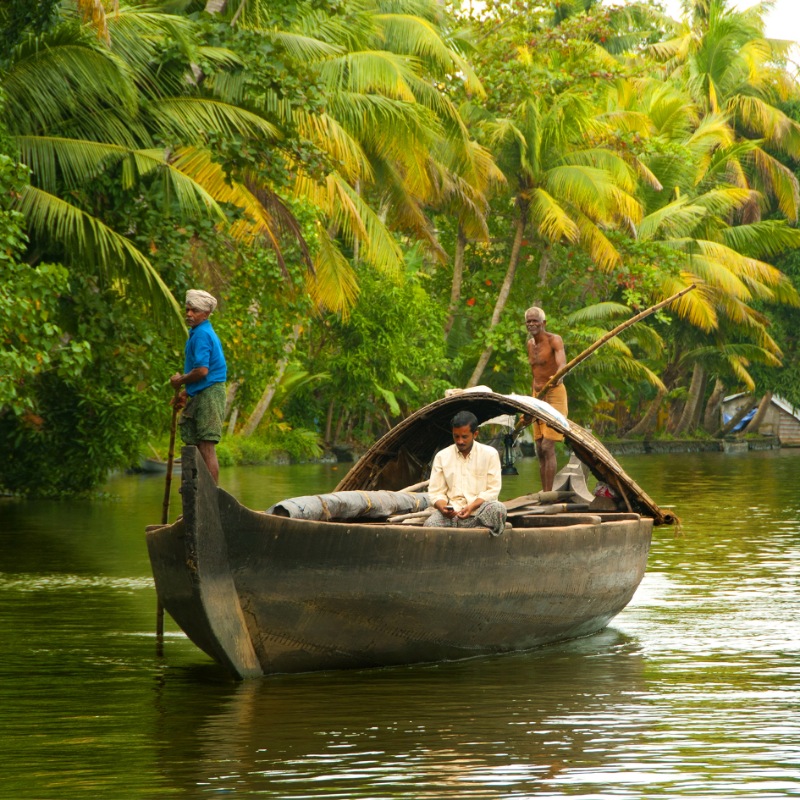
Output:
170,289,227,483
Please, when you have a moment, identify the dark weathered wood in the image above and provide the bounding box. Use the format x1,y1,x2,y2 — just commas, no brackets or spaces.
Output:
517,514,603,527
147,447,262,678
147,447,655,678
146,391,673,679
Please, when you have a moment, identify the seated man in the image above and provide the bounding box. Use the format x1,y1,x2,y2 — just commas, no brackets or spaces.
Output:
423,410,508,537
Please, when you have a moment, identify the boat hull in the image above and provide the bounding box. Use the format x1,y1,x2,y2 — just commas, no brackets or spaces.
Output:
147,448,652,677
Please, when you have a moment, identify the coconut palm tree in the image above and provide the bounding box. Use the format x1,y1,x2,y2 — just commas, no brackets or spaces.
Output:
463,88,642,387
651,0,800,221
1,3,311,333
601,76,800,433
201,0,490,316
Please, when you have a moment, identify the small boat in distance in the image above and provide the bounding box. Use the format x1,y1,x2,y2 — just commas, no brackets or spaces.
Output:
138,457,181,475
146,390,675,679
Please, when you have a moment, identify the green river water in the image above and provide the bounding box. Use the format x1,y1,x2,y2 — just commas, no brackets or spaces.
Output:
1,450,799,799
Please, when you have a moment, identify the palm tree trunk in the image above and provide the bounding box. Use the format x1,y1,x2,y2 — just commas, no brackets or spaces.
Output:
324,399,335,443
742,391,772,435
205,0,228,13
702,378,726,432
224,380,239,420
443,225,466,338
466,207,527,387
240,324,301,437
713,395,756,438
674,363,706,435
624,387,665,438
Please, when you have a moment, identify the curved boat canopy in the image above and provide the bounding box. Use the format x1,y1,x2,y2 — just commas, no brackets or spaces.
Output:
336,389,675,525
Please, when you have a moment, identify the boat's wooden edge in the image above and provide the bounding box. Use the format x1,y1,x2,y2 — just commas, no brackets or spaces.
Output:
146,447,263,680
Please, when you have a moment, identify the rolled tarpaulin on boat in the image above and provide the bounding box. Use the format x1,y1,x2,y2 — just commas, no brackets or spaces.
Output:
266,490,432,521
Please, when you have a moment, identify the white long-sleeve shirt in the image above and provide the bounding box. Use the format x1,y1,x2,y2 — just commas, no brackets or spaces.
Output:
427,440,502,512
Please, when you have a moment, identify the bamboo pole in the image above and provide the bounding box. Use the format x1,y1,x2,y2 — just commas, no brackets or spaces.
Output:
156,390,181,652
514,284,697,436
536,284,697,399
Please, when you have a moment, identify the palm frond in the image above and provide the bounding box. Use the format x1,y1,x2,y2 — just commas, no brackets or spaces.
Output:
146,98,282,145
567,302,632,325
307,224,360,317
660,273,719,331
317,51,420,101
750,146,800,222
544,165,619,221
14,184,184,335
373,13,484,96
638,197,705,241
3,35,136,136
267,30,344,61
295,111,372,184
729,95,800,158
327,174,404,275
572,210,621,271
721,220,800,260
171,147,290,267
529,188,580,244
15,135,128,190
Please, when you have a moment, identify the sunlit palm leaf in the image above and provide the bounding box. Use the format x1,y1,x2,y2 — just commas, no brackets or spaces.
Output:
572,210,621,270
171,147,286,258
295,111,372,184
721,220,800,261
317,51,420,101
327,174,403,275
660,273,718,331
307,225,360,317
750,146,799,221
729,95,800,158
544,165,621,221
267,30,344,61
562,148,638,193
529,188,580,243
373,14,484,96
567,302,632,324
638,197,705,241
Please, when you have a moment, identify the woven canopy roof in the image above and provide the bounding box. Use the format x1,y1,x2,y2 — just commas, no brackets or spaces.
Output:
336,389,675,525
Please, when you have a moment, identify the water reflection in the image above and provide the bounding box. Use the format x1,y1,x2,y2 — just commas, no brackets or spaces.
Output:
1,450,800,799
153,629,648,798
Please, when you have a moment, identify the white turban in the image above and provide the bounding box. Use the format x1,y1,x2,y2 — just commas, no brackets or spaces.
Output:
185,289,217,313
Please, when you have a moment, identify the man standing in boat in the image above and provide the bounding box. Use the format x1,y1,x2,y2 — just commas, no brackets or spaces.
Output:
424,410,508,536
170,289,227,484
525,306,567,493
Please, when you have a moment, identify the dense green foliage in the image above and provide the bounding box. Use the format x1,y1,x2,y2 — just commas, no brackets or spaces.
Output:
1,0,799,496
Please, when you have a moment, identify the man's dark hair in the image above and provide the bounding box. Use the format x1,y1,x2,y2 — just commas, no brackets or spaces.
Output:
451,410,479,432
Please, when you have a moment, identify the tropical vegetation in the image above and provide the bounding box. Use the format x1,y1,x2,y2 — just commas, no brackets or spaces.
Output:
1,0,799,495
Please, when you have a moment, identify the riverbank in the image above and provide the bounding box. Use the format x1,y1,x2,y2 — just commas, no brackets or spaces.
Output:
318,434,784,466
600,435,782,456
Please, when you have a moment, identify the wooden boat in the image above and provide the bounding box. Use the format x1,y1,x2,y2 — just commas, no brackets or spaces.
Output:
146,390,675,679
138,457,181,475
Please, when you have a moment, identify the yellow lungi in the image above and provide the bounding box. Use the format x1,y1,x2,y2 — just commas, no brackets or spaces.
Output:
533,383,568,442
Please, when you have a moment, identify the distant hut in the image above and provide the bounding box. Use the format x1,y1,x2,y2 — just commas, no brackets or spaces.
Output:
722,394,800,446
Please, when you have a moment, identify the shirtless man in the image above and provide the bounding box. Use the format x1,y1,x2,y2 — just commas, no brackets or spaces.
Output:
525,306,567,492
